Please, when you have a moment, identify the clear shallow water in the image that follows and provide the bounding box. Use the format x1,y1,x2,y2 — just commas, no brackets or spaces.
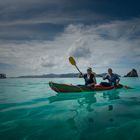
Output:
0,78,140,140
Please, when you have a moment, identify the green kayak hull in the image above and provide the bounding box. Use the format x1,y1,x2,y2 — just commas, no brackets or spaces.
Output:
49,82,123,93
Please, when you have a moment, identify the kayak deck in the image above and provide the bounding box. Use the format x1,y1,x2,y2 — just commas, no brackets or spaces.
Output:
49,82,120,93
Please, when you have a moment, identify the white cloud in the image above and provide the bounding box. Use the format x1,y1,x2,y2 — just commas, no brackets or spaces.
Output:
0,18,140,76
68,38,91,58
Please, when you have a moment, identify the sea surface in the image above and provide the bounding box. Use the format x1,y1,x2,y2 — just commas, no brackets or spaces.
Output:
0,78,140,140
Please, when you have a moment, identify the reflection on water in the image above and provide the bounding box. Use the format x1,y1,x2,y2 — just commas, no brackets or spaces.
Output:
48,89,121,113
103,90,120,100
103,90,120,113
47,90,122,135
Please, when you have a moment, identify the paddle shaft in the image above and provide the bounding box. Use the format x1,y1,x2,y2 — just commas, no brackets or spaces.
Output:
75,65,82,74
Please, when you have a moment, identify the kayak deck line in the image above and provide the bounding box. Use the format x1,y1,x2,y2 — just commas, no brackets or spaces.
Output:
49,82,123,93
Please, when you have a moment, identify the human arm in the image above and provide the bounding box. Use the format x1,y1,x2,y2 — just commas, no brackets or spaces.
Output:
116,75,120,85
103,74,108,80
79,73,84,78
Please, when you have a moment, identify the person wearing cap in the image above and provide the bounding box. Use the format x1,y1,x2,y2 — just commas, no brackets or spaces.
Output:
100,68,120,87
79,67,96,87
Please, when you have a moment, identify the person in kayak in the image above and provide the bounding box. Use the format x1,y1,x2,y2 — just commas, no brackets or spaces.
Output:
100,68,120,87
79,67,96,87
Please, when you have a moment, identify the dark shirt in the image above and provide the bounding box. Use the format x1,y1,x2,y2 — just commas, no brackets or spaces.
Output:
84,73,96,86
104,73,120,85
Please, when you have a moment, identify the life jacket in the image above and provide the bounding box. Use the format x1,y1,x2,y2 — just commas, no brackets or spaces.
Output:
84,73,96,86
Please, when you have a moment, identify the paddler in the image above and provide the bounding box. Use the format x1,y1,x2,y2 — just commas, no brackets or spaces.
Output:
100,68,121,87
79,67,97,87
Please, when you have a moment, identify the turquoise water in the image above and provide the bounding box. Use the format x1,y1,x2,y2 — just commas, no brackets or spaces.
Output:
0,78,140,140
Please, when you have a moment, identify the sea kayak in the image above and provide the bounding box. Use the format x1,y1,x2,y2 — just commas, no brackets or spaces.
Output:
49,82,122,93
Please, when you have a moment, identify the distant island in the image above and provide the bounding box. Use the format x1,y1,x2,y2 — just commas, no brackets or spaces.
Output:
124,69,138,77
16,73,120,78
7,69,139,78
0,73,6,79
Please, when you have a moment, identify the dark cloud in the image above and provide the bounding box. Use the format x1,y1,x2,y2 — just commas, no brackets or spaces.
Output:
0,0,140,40
0,0,139,21
0,23,64,40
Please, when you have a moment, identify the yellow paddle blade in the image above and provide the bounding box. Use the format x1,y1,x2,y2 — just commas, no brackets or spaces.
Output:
69,56,76,65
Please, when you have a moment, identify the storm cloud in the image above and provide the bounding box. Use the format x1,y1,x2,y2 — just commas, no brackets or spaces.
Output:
0,0,140,76
0,0,140,40
0,18,140,76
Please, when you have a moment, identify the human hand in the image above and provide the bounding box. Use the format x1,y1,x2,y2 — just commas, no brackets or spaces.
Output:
79,73,83,78
87,84,92,87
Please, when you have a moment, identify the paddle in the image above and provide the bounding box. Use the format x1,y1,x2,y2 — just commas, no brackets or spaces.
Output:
123,85,134,89
115,84,133,89
69,56,82,74
69,56,133,89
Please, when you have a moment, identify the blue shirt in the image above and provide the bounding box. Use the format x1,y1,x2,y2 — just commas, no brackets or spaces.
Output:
104,73,120,85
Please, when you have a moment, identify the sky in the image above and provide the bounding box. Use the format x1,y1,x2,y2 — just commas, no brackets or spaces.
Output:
0,0,140,76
